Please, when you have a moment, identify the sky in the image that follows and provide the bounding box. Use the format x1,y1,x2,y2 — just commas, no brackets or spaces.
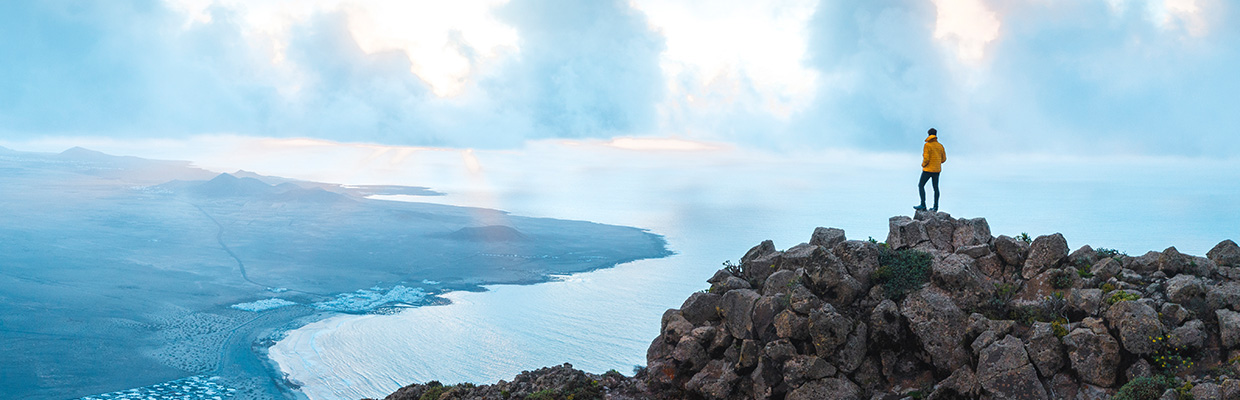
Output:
1,0,1237,156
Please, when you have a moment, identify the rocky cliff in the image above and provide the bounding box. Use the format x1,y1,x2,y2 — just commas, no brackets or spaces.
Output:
380,211,1240,400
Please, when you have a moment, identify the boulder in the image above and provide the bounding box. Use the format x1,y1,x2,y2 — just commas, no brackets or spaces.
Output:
1164,274,1206,305
1191,383,1222,400
810,227,846,249
1169,319,1206,351
1210,239,1240,267
1125,359,1154,381
1208,282,1240,311
680,292,722,325
804,255,865,305
762,269,801,296
1105,300,1165,355
720,289,761,340
787,377,862,400
1023,233,1069,279
1063,318,1121,387
743,240,777,263
1069,245,1098,266
1158,246,1191,275
1127,251,1161,273
673,336,709,371
808,307,853,357
762,339,797,365
774,310,809,340
868,299,904,346
994,235,1030,267
928,366,979,399
685,359,739,399
710,276,751,294
788,285,824,314
737,339,759,370
1219,309,1240,348
782,355,835,388
956,244,992,259
1090,258,1122,282
976,335,1049,400
1026,322,1065,378
922,215,958,252
1068,288,1104,317
952,217,992,250
833,240,881,287
976,253,1005,280
835,322,867,373
931,253,995,310
900,287,971,372
661,309,694,344
751,296,784,342
1161,303,1192,326
887,216,929,250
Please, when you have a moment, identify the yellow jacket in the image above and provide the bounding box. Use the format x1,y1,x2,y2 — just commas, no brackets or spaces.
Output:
922,135,946,173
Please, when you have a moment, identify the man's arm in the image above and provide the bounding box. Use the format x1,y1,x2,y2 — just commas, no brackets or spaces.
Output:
922,144,930,167
940,145,947,164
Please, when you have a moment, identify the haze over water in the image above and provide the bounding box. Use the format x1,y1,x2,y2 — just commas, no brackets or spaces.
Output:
235,139,1240,400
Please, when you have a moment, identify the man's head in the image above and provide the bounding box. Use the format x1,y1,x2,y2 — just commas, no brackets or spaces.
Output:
928,128,937,136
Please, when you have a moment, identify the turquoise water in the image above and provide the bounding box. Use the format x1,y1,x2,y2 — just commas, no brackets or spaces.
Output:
266,145,1240,400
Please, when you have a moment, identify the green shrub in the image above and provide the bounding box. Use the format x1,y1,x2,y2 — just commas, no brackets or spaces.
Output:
1107,291,1141,305
1051,320,1069,337
721,260,742,276
420,381,450,400
1050,269,1074,289
526,389,558,400
1101,282,1118,293
1018,232,1032,243
873,247,933,300
1113,376,1175,400
1097,248,1121,258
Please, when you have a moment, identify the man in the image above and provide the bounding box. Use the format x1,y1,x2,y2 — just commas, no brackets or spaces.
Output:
914,128,946,212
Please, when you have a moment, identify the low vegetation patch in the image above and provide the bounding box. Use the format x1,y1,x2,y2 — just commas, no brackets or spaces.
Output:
1107,291,1141,305
1113,376,1176,400
872,247,932,300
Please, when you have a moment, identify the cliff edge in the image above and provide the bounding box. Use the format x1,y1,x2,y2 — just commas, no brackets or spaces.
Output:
379,211,1240,400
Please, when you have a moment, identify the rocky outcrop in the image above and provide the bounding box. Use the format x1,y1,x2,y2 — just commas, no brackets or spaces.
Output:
381,213,1238,400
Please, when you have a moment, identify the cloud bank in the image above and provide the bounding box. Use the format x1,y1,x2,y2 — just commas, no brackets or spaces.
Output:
0,0,1236,155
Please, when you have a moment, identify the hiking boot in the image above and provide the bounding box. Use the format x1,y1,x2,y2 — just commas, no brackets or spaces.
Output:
930,206,938,212
913,205,927,211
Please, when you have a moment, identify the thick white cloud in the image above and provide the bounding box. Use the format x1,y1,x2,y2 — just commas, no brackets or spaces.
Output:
0,0,1236,156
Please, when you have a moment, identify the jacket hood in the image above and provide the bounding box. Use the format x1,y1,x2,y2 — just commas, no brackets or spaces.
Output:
926,135,938,143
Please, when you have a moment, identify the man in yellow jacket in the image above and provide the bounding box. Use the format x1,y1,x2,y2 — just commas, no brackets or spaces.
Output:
914,128,946,212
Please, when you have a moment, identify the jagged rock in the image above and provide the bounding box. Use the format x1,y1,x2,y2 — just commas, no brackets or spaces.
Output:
972,329,1001,355
662,309,694,344
685,359,739,399
1047,372,1080,400
1127,251,1161,273
1165,274,1206,304
1106,300,1165,355
1026,322,1065,378
927,366,979,399
808,307,852,357
743,240,777,263
1126,358,1154,381
901,287,971,372
995,235,1030,267
1210,239,1240,267
1023,233,1069,279
804,255,865,305
749,359,782,400
887,216,929,250
1069,245,1098,266
1063,318,1120,387
835,322,867,373
869,299,903,346
810,227,846,248
689,326,716,346
1209,282,1240,311
737,339,759,370
924,217,958,252
1192,383,1222,400
673,336,709,370
1169,319,1206,351
774,310,809,340
931,253,995,310
833,240,880,287
782,355,835,388
977,335,1049,400
1077,384,1112,400
1091,257,1122,282
956,243,992,259
720,289,761,340
1068,288,1104,316
1222,378,1240,400
751,296,784,341
787,377,862,400
976,253,1005,280
708,326,733,354
851,355,886,393
1161,303,1192,326
782,243,825,266
788,285,823,314
742,244,783,290
680,292,722,325
710,276,751,294
1159,246,1191,275
952,217,992,250
763,338,797,363
762,269,801,296
1220,309,1240,348
1191,256,1218,278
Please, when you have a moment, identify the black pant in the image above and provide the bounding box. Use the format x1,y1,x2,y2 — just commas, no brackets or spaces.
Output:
918,171,940,208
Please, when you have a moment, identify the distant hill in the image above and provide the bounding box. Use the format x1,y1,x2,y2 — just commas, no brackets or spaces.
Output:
155,173,352,203
441,225,529,242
